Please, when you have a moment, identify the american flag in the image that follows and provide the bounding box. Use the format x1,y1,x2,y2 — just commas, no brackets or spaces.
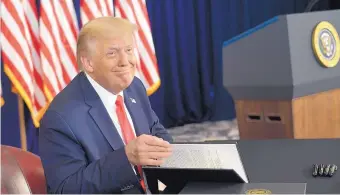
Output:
1,0,159,127
39,0,79,102
81,0,160,95
1,0,78,126
1,0,47,126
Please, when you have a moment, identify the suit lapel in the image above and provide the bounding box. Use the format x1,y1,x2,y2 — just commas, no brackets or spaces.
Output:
88,103,124,150
79,72,124,150
124,88,150,136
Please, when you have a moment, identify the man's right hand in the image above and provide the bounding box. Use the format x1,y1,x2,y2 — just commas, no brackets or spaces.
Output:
125,134,172,166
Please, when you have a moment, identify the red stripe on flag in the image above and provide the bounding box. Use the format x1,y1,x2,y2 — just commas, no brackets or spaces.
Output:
94,0,102,15
25,1,40,53
59,1,78,41
104,0,111,16
32,70,44,107
40,5,71,84
28,0,38,19
81,0,95,22
39,36,63,93
137,0,151,27
26,21,40,58
33,95,42,110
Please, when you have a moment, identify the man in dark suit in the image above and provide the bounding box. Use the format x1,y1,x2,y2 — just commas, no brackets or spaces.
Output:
39,17,173,194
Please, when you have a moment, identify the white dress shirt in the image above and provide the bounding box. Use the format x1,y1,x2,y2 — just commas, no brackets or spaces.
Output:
85,73,136,144
86,73,151,193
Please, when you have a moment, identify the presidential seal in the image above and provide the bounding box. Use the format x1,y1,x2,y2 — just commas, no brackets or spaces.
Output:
312,21,340,68
246,189,272,194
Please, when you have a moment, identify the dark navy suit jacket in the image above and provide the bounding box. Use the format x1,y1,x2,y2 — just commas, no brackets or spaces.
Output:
39,72,172,194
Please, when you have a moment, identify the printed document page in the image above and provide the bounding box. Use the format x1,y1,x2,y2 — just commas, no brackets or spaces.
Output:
159,144,248,182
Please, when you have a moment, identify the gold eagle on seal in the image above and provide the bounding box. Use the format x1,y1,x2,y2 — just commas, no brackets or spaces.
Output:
312,21,340,68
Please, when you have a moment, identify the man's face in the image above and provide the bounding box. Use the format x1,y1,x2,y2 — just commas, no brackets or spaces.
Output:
87,33,136,93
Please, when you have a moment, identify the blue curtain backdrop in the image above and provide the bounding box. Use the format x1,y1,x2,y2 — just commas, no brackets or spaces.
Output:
146,0,216,127
1,0,334,154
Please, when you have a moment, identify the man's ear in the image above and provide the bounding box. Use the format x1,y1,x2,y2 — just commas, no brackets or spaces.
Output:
80,56,94,73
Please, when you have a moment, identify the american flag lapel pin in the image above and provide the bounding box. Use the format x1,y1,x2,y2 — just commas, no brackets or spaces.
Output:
130,98,136,103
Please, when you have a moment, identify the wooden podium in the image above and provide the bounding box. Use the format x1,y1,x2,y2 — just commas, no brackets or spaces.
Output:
223,10,340,139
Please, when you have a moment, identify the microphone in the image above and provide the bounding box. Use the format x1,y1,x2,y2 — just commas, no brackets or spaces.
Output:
312,164,319,177
329,164,338,177
324,164,331,176
318,164,324,176
312,164,337,177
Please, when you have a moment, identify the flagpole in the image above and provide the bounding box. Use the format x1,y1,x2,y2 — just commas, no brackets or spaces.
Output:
18,95,27,151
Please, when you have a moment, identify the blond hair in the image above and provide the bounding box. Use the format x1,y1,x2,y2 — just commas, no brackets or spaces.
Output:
76,17,138,70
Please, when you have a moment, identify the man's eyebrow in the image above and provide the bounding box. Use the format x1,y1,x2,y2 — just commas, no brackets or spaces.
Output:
107,46,119,50
106,45,133,51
